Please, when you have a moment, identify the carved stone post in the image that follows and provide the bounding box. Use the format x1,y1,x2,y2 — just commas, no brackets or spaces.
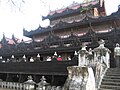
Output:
63,44,96,90
78,44,88,66
87,48,93,65
24,76,36,90
93,39,111,68
62,67,72,89
37,76,49,90
63,66,95,90
93,39,111,88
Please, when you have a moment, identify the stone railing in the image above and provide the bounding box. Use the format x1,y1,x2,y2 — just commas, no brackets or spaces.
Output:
0,81,62,90
1,81,25,90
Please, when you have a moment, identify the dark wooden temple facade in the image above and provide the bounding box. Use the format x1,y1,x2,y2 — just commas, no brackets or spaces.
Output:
0,0,119,86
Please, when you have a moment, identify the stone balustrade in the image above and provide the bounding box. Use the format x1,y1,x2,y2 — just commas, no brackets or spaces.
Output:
0,81,62,90
1,81,24,90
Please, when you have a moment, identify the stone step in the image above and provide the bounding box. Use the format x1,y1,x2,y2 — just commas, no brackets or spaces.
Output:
107,69,120,72
100,85,120,89
107,68,120,69
99,88,116,90
106,71,120,74
107,71,120,73
105,73,120,76
102,78,120,82
107,69,120,71
104,75,120,79
106,71,120,73
99,68,120,90
101,81,120,86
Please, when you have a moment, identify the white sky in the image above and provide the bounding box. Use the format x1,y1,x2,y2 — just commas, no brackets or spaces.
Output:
0,0,119,40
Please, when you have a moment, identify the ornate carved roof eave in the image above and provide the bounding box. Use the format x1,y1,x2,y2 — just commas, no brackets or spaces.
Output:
24,14,120,38
23,26,52,38
55,15,119,30
51,15,120,30
49,16,99,30
42,2,100,20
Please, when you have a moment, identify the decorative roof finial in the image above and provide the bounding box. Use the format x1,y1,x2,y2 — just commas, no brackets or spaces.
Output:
12,34,17,44
74,51,78,55
54,52,57,56
37,54,40,58
23,55,26,59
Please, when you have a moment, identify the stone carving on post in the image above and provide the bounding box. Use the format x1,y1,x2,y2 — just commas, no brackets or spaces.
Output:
62,67,72,90
24,76,36,90
62,40,112,90
87,48,94,66
93,39,111,88
68,67,88,90
37,76,49,90
63,43,95,90
93,39,111,68
78,44,88,66
62,66,95,90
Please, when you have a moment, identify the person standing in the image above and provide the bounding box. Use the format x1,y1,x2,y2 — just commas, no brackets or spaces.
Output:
46,56,52,61
52,55,57,61
114,43,120,68
57,55,62,61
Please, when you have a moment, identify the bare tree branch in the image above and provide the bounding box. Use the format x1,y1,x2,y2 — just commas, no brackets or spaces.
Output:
10,0,16,6
7,0,25,12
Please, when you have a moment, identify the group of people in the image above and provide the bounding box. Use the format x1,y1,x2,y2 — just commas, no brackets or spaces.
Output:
46,55,63,61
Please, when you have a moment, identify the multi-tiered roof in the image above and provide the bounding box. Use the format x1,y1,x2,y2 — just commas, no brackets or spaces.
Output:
23,0,106,38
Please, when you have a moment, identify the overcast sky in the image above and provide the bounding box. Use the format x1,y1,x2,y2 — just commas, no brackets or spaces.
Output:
0,0,119,40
